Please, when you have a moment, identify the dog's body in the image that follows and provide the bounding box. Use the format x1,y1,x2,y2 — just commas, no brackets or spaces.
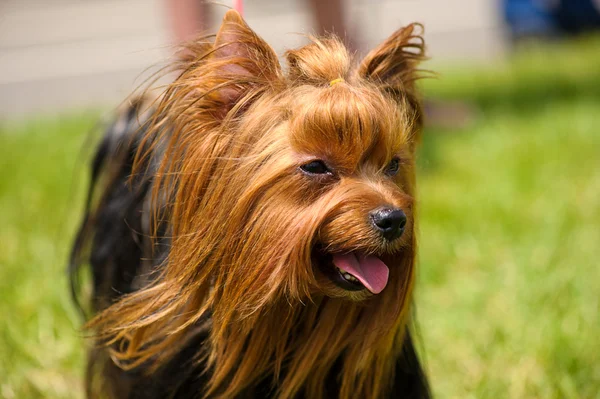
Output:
71,11,431,398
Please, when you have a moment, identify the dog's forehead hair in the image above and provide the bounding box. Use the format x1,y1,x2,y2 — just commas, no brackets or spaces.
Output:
285,84,412,171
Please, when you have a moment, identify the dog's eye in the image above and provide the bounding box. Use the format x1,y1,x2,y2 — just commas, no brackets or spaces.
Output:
300,160,331,175
385,157,400,176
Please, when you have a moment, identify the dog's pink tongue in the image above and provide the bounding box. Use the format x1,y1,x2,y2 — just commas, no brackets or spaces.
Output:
332,252,389,294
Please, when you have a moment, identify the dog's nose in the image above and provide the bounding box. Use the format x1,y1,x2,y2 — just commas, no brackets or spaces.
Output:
370,207,407,241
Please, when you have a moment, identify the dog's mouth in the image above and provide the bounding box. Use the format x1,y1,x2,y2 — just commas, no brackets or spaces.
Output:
315,249,390,294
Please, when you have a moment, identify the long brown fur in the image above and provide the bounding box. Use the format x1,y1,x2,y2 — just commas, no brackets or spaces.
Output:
79,10,427,399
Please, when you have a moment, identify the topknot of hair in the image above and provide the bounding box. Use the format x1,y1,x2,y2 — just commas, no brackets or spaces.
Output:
285,36,352,87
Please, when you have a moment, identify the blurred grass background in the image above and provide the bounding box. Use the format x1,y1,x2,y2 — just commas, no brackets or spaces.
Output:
1,38,599,398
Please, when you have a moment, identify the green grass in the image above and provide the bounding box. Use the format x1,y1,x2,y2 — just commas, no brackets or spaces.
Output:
1,39,599,398
0,115,98,398
418,38,600,399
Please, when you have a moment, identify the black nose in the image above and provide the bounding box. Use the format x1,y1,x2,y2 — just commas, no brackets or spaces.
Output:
370,207,407,241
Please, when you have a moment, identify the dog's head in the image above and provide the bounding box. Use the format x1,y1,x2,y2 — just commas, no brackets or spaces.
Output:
101,10,426,398
158,10,423,302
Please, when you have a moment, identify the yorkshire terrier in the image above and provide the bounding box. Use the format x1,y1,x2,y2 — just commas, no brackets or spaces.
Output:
70,10,430,399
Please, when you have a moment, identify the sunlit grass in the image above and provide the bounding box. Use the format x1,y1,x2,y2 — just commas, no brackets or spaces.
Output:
0,115,98,398
417,38,600,399
0,38,599,398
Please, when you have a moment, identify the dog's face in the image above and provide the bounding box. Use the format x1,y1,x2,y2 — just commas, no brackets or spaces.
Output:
288,86,416,301
223,83,417,302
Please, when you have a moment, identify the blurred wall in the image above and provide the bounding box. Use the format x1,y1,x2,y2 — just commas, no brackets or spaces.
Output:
0,0,505,118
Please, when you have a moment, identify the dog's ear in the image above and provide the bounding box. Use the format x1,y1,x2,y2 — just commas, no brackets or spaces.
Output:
210,10,281,110
358,24,426,139
357,23,425,93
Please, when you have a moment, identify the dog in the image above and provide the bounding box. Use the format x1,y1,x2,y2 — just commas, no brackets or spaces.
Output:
70,10,431,399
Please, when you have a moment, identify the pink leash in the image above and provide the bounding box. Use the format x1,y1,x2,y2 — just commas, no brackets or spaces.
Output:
233,0,244,16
